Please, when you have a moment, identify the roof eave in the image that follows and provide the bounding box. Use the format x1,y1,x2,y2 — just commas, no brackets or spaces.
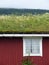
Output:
0,34,49,37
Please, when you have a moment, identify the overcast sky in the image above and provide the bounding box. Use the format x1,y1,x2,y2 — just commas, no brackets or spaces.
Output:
0,0,49,10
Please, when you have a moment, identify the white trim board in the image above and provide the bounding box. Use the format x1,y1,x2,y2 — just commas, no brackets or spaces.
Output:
0,34,49,37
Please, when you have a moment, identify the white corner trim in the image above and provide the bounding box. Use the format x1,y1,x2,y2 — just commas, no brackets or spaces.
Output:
23,37,42,56
0,34,49,37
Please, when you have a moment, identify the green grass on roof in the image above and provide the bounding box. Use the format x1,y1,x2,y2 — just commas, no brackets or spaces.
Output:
0,13,49,33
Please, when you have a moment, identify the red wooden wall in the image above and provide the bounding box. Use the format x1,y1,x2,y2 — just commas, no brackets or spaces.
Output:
0,37,23,65
0,37,49,65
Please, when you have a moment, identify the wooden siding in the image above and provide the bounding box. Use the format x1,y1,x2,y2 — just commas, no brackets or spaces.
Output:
0,37,23,65
0,37,49,65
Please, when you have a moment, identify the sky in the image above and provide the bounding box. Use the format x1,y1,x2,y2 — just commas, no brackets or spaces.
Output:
0,0,49,10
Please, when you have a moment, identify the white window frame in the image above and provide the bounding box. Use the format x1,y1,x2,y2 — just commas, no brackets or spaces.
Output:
23,37,42,56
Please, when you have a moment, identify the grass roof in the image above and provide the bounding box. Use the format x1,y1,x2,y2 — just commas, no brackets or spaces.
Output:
0,13,49,34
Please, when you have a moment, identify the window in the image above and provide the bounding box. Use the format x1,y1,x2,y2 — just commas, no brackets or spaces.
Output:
23,37,42,56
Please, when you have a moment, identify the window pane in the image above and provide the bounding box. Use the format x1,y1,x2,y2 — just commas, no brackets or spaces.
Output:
32,46,40,53
25,39,31,54
32,39,40,46
32,38,40,54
